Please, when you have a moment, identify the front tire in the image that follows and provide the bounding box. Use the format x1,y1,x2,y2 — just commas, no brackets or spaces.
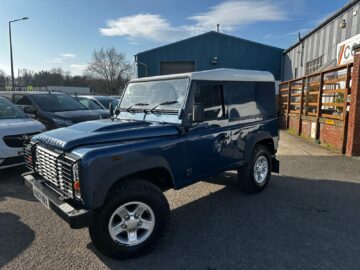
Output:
237,145,272,193
89,179,170,259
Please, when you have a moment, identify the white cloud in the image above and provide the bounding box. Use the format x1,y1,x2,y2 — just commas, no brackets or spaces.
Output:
189,1,288,32
99,0,288,43
100,13,190,42
62,53,76,58
47,57,63,63
47,53,76,64
69,64,87,76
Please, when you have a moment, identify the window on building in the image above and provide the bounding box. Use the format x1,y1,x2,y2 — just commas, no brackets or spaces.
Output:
305,56,323,75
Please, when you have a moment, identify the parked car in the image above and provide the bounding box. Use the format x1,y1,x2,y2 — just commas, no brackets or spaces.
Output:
79,95,119,110
0,91,100,130
22,69,279,259
0,96,45,169
73,96,110,118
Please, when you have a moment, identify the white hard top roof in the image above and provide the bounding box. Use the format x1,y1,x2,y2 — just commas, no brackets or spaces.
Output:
131,68,274,83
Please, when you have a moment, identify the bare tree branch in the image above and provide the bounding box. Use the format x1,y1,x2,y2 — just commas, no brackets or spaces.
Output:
86,47,132,94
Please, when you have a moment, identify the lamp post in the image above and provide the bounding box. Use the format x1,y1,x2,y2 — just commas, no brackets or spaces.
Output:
9,17,28,90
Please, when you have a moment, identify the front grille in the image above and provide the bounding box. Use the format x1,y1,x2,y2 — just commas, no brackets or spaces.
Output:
3,132,38,148
35,145,77,197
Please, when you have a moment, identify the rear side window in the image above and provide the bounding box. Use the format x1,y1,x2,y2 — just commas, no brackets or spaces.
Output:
14,94,32,106
192,82,225,121
224,81,275,120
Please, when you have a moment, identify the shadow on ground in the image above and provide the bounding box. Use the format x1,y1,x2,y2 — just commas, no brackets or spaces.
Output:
89,171,360,270
0,166,35,203
0,212,35,268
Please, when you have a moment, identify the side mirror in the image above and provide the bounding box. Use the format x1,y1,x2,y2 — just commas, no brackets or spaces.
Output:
114,107,120,116
23,106,37,115
109,103,114,117
192,103,205,123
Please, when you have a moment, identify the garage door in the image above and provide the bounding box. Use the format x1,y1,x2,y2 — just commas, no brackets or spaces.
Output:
160,62,195,75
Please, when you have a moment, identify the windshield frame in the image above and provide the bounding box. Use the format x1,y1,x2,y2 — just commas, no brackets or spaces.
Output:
119,76,190,116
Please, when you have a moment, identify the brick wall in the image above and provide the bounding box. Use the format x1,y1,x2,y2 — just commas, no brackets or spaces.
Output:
301,119,312,138
288,116,300,134
346,45,360,156
319,123,343,152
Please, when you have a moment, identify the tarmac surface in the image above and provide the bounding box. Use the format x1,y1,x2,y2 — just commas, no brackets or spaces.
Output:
1,131,360,270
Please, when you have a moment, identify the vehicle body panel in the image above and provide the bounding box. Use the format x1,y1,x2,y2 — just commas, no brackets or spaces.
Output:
24,69,279,215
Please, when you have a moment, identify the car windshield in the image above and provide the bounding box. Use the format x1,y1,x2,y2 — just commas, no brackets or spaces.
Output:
78,97,103,110
120,78,189,111
31,94,86,112
0,98,26,119
96,97,119,109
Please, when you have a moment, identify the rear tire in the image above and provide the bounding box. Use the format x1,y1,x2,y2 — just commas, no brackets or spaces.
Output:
238,145,272,193
89,179,170,259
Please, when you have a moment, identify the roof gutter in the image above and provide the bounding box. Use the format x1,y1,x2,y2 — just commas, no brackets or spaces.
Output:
284,0,360,54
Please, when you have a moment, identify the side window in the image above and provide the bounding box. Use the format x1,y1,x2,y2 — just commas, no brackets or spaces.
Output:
14,95,32,106
193,82,225,121
224,81,276,120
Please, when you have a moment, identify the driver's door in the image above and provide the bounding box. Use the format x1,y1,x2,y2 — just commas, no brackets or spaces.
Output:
185,81,233,181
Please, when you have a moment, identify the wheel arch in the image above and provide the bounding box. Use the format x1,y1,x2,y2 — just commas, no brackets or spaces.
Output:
243,132,275,164
92,156,175,208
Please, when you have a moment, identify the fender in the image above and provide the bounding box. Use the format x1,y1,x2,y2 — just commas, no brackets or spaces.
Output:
90,156,174,208
242,131,274,164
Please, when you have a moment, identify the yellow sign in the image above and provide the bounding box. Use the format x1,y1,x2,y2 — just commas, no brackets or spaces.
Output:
325,119,335,125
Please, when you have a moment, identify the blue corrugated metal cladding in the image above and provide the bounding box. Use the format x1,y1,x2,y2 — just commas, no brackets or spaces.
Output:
136,31,283,80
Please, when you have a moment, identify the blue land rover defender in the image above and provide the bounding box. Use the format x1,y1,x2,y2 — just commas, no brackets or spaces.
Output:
23,69,279,259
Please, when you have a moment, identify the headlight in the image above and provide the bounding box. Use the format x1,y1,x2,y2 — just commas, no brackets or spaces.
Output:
72,162,81,199
53,118,73,126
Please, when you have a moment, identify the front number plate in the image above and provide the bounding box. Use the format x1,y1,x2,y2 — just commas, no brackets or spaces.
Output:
33,185,50,209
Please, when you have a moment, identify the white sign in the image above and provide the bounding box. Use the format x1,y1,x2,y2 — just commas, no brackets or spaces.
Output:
337,34,360,65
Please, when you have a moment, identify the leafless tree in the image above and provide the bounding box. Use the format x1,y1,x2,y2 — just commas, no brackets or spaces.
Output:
0,69,6,89
86,47,132,94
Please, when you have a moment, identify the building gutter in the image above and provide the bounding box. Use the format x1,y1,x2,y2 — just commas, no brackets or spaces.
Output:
284,0,360,54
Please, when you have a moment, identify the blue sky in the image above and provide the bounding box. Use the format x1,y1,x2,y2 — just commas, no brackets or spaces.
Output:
0,0,349,75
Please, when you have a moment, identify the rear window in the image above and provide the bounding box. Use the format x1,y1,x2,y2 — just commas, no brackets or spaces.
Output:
224,81,275,120
31,94,86,112
97,97,118,109
78,98,102,110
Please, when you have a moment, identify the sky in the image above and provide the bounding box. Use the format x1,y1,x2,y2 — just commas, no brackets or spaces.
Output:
0,0,351,76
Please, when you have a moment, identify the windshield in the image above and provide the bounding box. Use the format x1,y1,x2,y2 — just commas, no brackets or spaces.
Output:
31,94,86,112
120,78,189,111
77,97,103,110
0,98,26,119
96,97,119,109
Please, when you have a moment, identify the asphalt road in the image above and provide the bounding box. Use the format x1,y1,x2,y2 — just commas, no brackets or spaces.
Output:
1,137,360,269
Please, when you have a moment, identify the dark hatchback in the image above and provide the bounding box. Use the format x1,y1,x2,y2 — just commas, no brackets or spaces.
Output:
0,92,100,130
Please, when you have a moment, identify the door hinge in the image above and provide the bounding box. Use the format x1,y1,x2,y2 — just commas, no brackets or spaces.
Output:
186,168,192,177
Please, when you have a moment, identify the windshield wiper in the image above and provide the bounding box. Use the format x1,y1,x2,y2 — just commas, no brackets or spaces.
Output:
148,100,178,113
124,103,149,112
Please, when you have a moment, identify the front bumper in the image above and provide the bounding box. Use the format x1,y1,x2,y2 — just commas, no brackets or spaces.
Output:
22,172,93,229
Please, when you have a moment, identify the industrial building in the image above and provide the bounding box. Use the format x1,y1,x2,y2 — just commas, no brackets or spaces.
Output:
135,31,283,80
283,0,360,80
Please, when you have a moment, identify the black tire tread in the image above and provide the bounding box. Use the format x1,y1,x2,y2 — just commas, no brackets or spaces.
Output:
89,178,170,259
238,144,272,193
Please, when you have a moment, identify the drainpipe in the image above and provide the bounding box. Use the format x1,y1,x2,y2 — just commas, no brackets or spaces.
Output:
134,55,148,77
